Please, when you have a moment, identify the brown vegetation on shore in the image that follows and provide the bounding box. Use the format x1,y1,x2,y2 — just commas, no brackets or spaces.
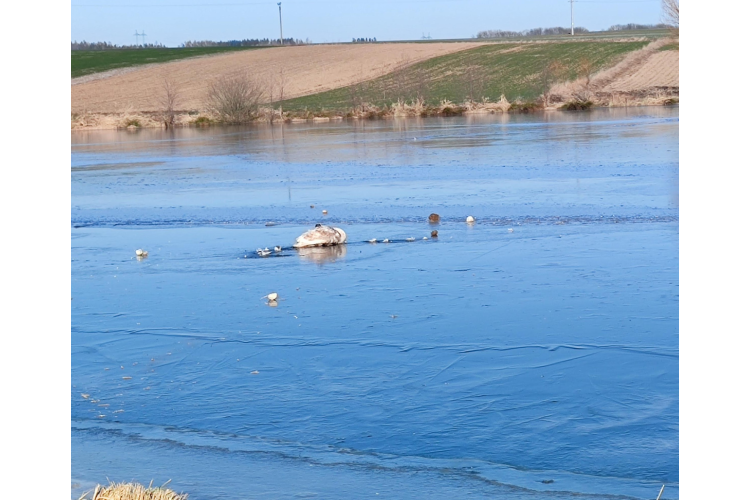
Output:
78,482,187,500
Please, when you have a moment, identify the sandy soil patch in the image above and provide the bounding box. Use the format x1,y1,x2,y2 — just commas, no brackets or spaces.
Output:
71,43,486,114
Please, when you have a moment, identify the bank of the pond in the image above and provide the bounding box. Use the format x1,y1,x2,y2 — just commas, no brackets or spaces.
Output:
71,93,678,130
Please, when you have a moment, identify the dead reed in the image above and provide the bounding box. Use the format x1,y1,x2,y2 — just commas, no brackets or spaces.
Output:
78,481,187,500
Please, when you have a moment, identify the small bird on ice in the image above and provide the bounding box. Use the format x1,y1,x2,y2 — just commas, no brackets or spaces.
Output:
406,237,415,242
257,248,272,256
274,246,282,252
382,239,390,243
368,238,377,243
508,228,514,233
135,249,148,257
466,216,476,223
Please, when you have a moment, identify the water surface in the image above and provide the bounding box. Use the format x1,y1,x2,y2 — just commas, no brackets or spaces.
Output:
72,108,678,499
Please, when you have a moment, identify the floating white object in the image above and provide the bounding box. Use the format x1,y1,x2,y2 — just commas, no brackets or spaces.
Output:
135,249,144,256
293,224,347,248
267,292,278,301
265,221,275,226
322,210,328,214
508,228,514,233
257,248,272,256
423,237,428,240
274,246,282,252
383,239,390,243
406,237,415,242
466,216,476,223
368,239,377,243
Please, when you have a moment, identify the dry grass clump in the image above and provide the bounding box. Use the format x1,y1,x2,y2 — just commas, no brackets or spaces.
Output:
78,481,187,500
71,110,101,129
509,98,542,113
463,95,512,114
391,98,427,117
116,114,163,129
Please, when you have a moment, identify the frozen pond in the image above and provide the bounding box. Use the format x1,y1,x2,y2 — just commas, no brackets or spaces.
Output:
72,108,679,499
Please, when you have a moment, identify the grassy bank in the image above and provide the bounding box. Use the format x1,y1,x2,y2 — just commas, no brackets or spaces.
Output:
72,47,268,79
280,40,650,112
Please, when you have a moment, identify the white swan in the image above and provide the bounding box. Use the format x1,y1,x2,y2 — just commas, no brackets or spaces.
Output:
293,224,347,248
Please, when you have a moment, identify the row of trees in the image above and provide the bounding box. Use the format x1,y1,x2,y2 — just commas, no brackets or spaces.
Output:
607,23,669,31
476,26,589,38
352,38,377,43
181,38,306,47
71,41,166,50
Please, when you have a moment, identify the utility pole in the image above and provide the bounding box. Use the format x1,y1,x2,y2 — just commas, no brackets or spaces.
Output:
141,30,147,46
277,2,283,45
570,0,575,35
134,30,140,45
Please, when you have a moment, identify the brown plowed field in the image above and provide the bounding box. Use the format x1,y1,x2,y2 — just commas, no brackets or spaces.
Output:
71,42,486,114
600,50,679,92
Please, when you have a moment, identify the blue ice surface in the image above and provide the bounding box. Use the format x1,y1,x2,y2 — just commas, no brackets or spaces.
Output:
72,107,679,500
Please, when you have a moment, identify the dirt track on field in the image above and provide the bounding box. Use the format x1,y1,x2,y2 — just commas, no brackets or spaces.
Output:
71,43,487,114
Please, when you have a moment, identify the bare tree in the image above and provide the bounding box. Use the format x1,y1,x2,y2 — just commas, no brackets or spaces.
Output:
267,68,286,123
277,68,286,121
159,77,181,128
662,0,679,30
540,60,566,107
348,79,368,113
573,57,594,102
391,56,412,102
348,65,369,113
463,65,486,103
411,64,430,104
205,73,265,124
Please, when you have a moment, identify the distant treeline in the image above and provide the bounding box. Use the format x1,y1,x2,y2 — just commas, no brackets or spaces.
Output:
71,41,166,50
352,37,377,43
476,23,670,38
606,23,669,31
475,26,589,38
182,38,306,47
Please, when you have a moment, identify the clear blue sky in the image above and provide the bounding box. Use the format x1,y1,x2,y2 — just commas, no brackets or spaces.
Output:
71,0,664,47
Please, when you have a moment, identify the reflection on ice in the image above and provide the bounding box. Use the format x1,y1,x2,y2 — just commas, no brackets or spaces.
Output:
296,244,347,264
